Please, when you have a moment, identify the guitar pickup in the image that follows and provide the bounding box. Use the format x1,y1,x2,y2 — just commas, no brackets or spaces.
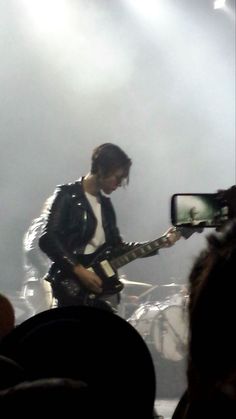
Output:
100,260,115,277
87,267,95,273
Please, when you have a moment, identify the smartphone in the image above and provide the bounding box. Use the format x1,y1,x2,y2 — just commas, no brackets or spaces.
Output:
171,193,229,228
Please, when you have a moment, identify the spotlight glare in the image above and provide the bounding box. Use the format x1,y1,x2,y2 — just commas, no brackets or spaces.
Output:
214,0,226,10
125,0,167,22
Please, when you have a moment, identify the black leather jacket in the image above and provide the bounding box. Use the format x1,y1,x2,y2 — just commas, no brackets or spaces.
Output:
39,177,158,282
39,177,130,277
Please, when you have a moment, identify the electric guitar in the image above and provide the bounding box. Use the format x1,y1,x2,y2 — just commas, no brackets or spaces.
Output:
52,226,190,305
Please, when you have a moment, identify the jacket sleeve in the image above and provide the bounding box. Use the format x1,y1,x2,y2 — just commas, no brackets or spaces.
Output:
38,186,79,269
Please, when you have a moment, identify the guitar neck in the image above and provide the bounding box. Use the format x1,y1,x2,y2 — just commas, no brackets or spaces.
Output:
111,235,171,270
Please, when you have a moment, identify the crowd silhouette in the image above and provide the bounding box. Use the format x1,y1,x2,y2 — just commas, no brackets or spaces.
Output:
0,304,158,418
172,218,236,418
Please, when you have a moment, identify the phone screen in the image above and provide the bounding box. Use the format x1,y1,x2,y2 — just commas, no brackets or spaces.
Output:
171,193,229,227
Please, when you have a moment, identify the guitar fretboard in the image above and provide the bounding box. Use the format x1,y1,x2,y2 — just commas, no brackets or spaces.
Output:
111,236,170,270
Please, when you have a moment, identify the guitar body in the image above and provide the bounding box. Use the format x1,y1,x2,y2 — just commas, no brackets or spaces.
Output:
52,245,124,305
51,226,191,306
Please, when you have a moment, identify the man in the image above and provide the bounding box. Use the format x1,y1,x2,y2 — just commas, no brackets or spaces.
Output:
189,206,199,225
21,197,55,316
171,185,236,419
39,143,178,311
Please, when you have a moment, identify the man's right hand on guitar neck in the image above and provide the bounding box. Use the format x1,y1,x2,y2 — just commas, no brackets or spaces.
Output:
163,226,181,247
73,264,103,294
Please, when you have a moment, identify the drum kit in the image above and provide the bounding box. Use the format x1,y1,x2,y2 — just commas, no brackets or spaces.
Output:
20,273,189,363
20,278,56,318
126,281,189,362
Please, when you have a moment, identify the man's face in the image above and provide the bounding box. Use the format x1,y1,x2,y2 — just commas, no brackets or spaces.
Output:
97,167,128,195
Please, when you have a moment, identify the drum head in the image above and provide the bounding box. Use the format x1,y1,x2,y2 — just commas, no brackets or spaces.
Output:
128,303,160,339
152,304,188,361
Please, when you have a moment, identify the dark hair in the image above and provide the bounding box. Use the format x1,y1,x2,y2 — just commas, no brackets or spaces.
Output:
0,294,15,339
187,219,236,400
0,306,156,417
91,143,132,181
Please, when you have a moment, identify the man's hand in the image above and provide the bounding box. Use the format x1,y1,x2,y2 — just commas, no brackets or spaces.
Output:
163,226,181,247
73,264,103,294
218,185,236,219
215,185,236,232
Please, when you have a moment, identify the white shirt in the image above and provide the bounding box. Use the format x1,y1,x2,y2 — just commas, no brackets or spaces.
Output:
84,191,105,254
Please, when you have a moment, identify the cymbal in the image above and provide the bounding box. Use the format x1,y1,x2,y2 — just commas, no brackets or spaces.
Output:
119,278,153,287
161,283,181,287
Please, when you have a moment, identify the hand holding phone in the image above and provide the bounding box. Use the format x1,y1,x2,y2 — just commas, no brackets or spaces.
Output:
171,193,229,228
